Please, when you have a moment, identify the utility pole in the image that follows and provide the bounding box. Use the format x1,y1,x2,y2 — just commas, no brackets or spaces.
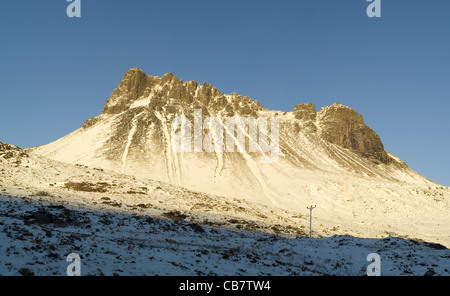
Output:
307,205,316,238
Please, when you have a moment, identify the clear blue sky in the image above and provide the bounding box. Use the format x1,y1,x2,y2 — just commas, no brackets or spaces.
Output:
0,0,449,185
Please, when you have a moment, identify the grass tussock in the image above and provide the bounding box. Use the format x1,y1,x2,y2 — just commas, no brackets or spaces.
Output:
64,181,110,193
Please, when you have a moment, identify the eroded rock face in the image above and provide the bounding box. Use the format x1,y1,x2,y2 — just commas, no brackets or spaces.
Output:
0,142,22,154
97,69,393,164
0,141,28,163
102,68,150,114
100,68,264,118
318,103,391,164
293,103,316,121
84,68,394,169
110,68,148,101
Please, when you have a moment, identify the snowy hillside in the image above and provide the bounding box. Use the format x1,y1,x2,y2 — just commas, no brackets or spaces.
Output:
1,195,448,276
2,139,450,248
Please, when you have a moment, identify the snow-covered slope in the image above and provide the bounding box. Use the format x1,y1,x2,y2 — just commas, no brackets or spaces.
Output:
1,141,306,238
2,135,449,249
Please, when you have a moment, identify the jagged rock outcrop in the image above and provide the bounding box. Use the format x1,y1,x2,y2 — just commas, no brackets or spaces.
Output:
100,68,264,118
0,142,28,165
102,68,149,114
292,103,318,133
291,102,390,163
0,142,17,151
317,103,391,164
0,142,23,154
98,71,391,165
293,103,317,121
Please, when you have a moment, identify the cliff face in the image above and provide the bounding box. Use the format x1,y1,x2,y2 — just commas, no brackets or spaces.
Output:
101,68,264,117
30,68,430,207
293,103,317,121
288,102,390,164
317,103,391,164
100,69,391,164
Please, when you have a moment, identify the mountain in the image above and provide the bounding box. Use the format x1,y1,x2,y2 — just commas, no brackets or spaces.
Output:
22,68,450,246
30,68,429,199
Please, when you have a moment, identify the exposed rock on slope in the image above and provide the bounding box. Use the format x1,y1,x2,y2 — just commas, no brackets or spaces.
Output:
102,68,264,117
293,103,317,121
0,142,28,165
317,103,391,164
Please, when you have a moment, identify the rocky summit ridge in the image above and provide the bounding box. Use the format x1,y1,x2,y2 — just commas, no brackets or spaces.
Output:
99,68,391,164
100,67,264,117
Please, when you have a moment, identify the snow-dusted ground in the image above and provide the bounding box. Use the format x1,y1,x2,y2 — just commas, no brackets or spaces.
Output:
2,134,449,249
1,195,448,276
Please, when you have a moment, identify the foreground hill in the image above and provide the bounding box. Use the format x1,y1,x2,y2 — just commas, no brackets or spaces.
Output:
2,138,450,247
0,195,448,276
